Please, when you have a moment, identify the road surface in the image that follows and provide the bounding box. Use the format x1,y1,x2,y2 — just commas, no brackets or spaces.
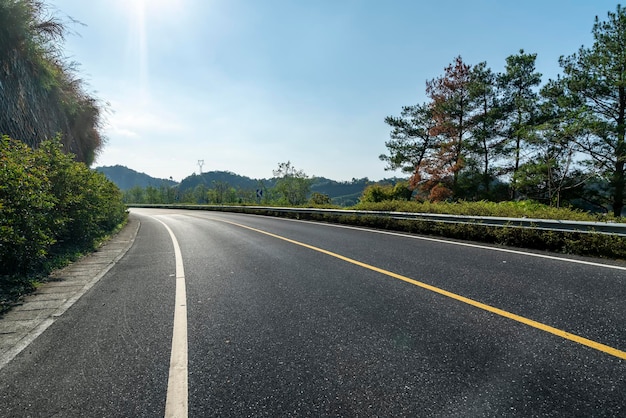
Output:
0,208,624,417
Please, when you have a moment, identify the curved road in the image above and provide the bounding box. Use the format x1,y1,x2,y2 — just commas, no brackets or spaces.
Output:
1,208,625,417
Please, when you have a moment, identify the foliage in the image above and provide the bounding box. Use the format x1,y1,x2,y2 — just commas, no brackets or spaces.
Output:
353,198,613,222
422,56,473,193
0,0,105,164
205,181,238,204
176,171,268,196
558,5,626,216
308,192,332,206
1,136,127,304
115,168,404,208
360,181,413,203
35,139,125,247
497,49,543,197
0,0,64,58
380,6,626,216
0,136,55,275
467,61,503,196
95,165,177,191
380,103,436,174
272,161,312,206
360,184,392,203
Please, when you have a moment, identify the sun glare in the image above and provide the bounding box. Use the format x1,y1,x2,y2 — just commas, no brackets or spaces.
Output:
126,0,185,20
114,0,189,101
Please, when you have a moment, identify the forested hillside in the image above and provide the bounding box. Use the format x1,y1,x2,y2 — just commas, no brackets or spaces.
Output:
177,171,265,192
0,0,104,164
96,165,177,190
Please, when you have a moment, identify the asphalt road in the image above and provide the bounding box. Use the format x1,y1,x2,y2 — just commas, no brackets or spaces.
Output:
1,208,625,417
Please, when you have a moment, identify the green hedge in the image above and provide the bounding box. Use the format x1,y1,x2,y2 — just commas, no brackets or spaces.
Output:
1,136,127,303
353,199,618,222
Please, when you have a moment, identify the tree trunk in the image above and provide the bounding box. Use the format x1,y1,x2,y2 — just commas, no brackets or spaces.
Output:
453,103,465,192
614,86,626,217
482,98,490,193
614,160,625,216
511,108,523,200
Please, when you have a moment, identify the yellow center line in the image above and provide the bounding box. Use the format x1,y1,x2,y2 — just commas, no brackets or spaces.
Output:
220,218,626,361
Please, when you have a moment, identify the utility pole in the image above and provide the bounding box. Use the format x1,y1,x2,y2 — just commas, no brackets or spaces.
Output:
197,160,204,175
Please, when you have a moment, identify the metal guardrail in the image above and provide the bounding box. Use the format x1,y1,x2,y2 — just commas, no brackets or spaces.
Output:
128,204,626,237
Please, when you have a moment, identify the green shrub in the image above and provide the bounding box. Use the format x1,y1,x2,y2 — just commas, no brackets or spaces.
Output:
36,139,126,249
1,136,127,303
360,181,413,203
308,192,332,206
0,136,56,275
353,199,617,222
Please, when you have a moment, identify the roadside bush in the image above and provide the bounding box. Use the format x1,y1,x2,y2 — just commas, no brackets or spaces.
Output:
353,199,617,222
1,136,127,303
0,136,55,275
360,181,413,203
308,192,332,206
36,139,126,249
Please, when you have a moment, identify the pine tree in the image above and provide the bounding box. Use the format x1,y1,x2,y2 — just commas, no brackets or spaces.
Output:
559,5,626,216
498,50,542,199
425,56,474,196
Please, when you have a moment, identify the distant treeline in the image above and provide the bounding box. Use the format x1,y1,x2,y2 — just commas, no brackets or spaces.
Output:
119,164,381,207
100,165,403,207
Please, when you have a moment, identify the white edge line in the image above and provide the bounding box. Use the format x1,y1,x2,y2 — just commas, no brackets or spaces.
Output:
220,213,626,272
153,217,188,418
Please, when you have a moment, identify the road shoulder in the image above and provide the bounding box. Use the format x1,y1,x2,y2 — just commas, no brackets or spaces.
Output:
0,214,140,369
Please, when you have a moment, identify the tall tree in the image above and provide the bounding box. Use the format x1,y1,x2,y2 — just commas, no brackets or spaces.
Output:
210,180,231,204
193,184,208,204
272,161,311,206
424,56,474,195
559,5,626,216
515,77,590,207
498,50,542,198
468,61,503,195
380,103,436,175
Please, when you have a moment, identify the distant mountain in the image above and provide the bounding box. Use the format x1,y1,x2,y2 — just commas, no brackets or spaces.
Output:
96,165,178,190
177,171,272,192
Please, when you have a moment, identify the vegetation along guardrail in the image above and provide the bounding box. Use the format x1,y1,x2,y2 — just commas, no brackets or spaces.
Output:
128,204,626,237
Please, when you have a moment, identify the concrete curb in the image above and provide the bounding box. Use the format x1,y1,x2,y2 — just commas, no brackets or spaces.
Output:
0,215,140,370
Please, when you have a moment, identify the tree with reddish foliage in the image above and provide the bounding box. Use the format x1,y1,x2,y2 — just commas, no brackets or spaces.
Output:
417,56,474,197
428,183,454,202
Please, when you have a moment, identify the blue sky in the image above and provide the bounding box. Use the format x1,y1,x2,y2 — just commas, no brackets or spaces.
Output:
47,0,620,182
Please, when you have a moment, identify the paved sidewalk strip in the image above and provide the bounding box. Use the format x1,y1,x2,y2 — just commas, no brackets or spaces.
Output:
0,216,139,369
